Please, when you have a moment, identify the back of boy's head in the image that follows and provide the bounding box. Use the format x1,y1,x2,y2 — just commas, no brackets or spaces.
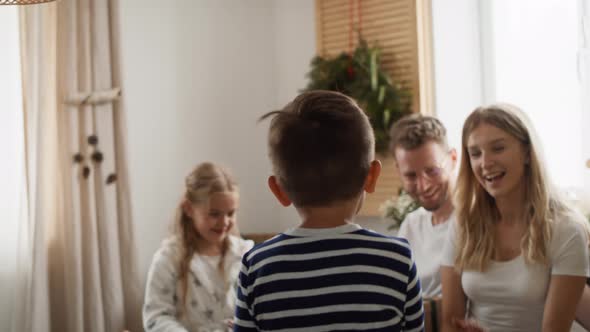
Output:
388,113,448,153
260,90,375,207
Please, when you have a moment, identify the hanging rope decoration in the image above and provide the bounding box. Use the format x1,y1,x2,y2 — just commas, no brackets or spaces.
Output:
106,173,117,185
88,135,99,146
91,151,104,163
73,153,84,164
67,88,121,185
89,135,104,164
348,0,354,55
82,166,91,179
72,134,118,184
80,134,102,180
347,0,363,79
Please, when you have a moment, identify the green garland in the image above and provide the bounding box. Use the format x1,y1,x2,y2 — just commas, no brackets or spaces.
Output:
304,39,412,153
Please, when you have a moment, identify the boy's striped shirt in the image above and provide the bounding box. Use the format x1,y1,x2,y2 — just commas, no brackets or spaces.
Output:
233,223,424,331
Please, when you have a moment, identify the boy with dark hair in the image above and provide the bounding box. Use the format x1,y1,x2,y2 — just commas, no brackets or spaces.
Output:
233,90,424,331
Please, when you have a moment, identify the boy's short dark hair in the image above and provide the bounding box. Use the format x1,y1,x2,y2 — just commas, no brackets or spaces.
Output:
389,113,448,152
261,90,375,207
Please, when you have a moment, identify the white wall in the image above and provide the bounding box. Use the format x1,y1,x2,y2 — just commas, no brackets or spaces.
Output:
0,6,22,330
119,0,316,281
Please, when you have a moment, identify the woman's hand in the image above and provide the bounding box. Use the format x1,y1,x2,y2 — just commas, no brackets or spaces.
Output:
224,319,234,329
452,317,487,332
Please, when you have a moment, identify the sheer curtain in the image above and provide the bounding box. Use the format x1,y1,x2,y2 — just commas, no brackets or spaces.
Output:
0,6,24,331
14,1,142,331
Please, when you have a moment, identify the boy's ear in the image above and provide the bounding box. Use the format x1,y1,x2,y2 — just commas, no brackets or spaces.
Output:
364,160,382,193
268,176,292,207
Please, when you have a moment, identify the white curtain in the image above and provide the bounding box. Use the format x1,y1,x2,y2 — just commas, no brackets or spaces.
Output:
0,7,24,330
15,1,142,331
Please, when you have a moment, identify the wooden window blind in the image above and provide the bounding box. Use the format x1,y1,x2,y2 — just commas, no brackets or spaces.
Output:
315,0,435,216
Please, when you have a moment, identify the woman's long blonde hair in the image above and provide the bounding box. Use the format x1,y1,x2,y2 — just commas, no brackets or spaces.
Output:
454,103,589,271
172,162,239,308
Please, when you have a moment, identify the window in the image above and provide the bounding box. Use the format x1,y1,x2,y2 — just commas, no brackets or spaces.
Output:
482,0,586,188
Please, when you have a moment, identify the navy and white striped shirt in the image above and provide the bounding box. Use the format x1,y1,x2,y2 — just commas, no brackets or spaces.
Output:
234,223,424,331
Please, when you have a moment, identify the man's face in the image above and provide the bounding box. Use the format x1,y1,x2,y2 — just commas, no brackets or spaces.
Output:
394,141,455,211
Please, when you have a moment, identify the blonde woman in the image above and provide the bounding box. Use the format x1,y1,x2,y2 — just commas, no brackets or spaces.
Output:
440,104,590,332
143,162,254,332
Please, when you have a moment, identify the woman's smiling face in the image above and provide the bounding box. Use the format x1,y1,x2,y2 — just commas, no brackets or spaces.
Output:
467,122,529,201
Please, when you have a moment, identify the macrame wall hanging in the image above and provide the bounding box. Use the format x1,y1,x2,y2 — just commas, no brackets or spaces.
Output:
66,88,121,185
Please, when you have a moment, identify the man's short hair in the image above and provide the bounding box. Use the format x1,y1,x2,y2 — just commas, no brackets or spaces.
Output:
261,90,375,207
389,113,448,152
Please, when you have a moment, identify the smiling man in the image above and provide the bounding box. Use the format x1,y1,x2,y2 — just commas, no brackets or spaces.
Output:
389,114,457,298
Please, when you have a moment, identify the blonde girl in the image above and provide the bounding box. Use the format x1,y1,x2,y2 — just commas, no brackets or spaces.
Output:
143,162,254,332
440,104,590,332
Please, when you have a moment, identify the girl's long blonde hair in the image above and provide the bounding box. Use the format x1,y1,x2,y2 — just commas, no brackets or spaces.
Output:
454,103,589,271
172,162,239,308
